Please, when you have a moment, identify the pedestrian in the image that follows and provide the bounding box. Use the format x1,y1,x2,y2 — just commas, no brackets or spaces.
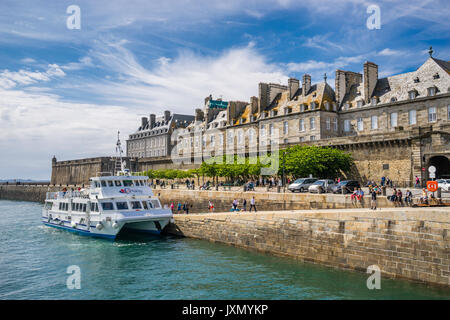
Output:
249,196,256,212
232,199,238,211
381,176,385,187
356,188,364,207
420,188,428,204
404,189,413,206
177,202,182,212
415,176,420,188
185,202,190,214
396,189,403,206
242,199,247,211
170,202,174,212
208,200,214,212
370,188,377,210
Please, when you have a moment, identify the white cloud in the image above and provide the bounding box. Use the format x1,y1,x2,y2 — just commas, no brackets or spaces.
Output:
378,48,403,56
61,57,93,71
0,64,65,89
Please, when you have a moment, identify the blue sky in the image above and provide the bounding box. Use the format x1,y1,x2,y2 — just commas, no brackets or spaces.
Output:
0,0,449,179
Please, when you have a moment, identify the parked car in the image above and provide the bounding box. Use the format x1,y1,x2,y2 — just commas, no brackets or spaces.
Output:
332,180,361,194
308,179,336,193
437,179,450,192
288,178,318,192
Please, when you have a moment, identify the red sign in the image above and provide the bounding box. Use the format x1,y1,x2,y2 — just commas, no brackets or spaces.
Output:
427,181,438,192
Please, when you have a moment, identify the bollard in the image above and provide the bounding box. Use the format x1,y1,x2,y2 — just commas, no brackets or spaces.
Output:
382,186,386,196
341,186,344,195
277,186,281,193
437,187,441,199
215,185,218,191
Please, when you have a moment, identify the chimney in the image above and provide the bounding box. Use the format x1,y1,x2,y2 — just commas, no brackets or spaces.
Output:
258,82,269,114
302,74,311,96
288,78,299,100
335,70,346,106
205,94,212,106
250,96,258,114
141,117,148,128
164,110,171,122
149,114,156,128
363,61,378,104
195,108,203,122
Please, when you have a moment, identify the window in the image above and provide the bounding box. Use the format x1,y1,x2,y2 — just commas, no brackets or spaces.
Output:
344,120,351,132
428,107,437,122
310,102,316,110
300,104,305,112
357,117,364,131
260,125,265,136
114,180,122,187
269,124,274,136
101,181,107,187
123,180,134,187
324,102,330,111
427,87,436,96
371,115,378,130
283,121,288,135
299,119,305,131
357,100,363,108
371,97,377,106
299,137,305,142
310,117,315,130
101,202,114,211
210,135,215,147
82,204,86,212
238,131,243,144
108,181,114,187
448,105,450,120
409,91,416,100
409,110,416,125
344,103,350,110
219,133,224,146
333,118,338,131
310,136,316,141
149,199,161,209
131,201,142,209
326,118,331,130
116,202,128,210
283,138,288,144
390,112,398,128
249,130,255,143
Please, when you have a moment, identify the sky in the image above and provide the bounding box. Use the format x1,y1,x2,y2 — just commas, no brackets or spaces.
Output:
0,0,449,180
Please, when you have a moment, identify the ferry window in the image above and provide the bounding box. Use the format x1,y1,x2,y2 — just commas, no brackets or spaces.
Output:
150,200,161,209
101,202,114,211
108,181,114,187
82,204,86,212
95,181,100,188
94,203,99,212
90,203,95,212
114,180,122,187
116,202,129,210
101,181,107,187
64,203,68,211
71,203,75,211
142,201,148,210
123,180,134,187
59,203,62,210
131,201,142,209
147,201,153,208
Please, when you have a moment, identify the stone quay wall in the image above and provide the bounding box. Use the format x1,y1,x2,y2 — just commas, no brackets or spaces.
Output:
0,185,60,203
166,208,450,287
156,188,395,213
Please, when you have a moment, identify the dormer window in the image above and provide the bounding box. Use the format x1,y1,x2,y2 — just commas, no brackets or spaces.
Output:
408,90,417,100
344,102,350,110
324,101,330,111
261,112,266,119
250,115,254,122
433,73,440,79
427,86,436,96
333,103,337,112
310,102,316,110
414,77,420,83
390,97,397,103
357,100,363,108
300,104,305,112
371,97,378,106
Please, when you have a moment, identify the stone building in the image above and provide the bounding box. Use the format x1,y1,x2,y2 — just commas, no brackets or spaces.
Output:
52,49,450,186
126,111,194,158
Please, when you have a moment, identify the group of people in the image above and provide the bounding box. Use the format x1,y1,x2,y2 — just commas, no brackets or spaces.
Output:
231,197,257,212
387,188,414,206
350,188,365,207
169,201,191,214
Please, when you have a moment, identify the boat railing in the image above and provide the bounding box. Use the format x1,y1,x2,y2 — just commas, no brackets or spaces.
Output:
96,172,113,177
46,191,90,200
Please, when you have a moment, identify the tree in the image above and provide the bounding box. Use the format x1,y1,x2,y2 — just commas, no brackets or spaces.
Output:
281,145,352,179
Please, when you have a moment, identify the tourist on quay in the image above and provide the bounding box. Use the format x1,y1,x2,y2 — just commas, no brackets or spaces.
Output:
177,202,182,212
232,199,238,211
249,197,256,212
389,188,397,203
183,202,190,214
415,176,420,188
351,189,358,206
370,188,377,210
208,201,214,212
242,199,247,211
381,176,386,187
356,188,364,207
404,189,413,206
396,189,403,207
170,202,174,212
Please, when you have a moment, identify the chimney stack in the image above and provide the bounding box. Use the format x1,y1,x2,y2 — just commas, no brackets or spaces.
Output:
250,96,258,114
149,114,156,128
258,83,269,114
141,117,148,128
363,61,378,104
164,110,171,122
288,78,299,100
302,74,311,96
195,108,203,122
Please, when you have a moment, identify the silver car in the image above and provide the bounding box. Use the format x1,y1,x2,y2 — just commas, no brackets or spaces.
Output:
437,179,450,192
308,179,336,193
288,178,318,192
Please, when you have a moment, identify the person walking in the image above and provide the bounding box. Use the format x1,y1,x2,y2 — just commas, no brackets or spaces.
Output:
415,176,420,188
232,199,238,211
170,202,174,212
249,197,256,212
370,188,377,210
242,199,247,211
404,189,413,206
177,202,182,212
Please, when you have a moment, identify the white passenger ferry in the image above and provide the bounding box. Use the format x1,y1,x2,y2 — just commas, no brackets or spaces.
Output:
42,134,172,240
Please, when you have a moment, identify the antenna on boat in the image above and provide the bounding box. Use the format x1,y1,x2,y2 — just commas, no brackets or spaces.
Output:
115,131,129,176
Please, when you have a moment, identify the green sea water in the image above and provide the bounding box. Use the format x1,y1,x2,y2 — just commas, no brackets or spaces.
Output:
0,200,448,300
